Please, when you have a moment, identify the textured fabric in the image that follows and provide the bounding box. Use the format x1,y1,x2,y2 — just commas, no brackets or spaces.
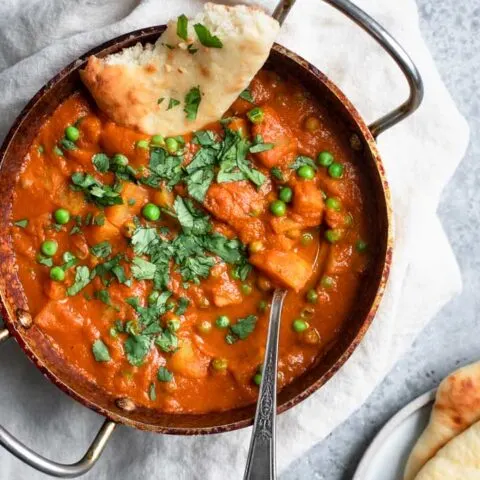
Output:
0,1,469,479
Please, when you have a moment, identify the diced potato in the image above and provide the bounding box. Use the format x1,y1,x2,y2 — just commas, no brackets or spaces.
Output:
78,116,102,145
291,182,324,227
153,186,174,208
105,183,148,228
43,281,66,300
249,249,312,291
270,216,302,234
325,244,354,275
100,122,146,157
211,276,242,307
85,219,121,244
251,106,297,168
169,338,210,378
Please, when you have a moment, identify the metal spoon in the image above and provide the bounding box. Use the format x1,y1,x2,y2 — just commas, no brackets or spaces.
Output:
243,288,287,480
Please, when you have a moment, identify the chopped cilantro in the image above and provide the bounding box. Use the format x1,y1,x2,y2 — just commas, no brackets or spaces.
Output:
177,14,188,40
239,88,254,103
174,196,211,235
127,198,136,206
14,219,28,228
193,23,223,48
36,254,53,267
149,382,157,401
226,315,257,344
157,366,173,382
70,172,123,207
61,251,77,271
60,138,77,151
271,167,284,182
176,297,189,315
124,332,152,366
193,130,217,146
67,266,91,296
131,227,158,255
290,155,318,171
155,330,178,353
250,142,274,153
184,86,202,121
92,339,110,362
92,153,110,173
131,257,156,280
157,97,164,105
167,98,181,110
187,44,198,54
90,241,112,259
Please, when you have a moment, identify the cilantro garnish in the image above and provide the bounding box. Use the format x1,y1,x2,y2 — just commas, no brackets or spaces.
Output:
184,86,202,121
90,241,112,259
239,88,254,103
176,297,189,315
157,366,173,382
14,219,28,228
193,130,217,146
92,339,110,362
250,143,274,153
290,155,318,171
92,153,110,173
226,315,257,344
67,266,92,296
149,383,157,401
60,138,77,151
193,23,223,48
61,251,77,271
155,330,178,353
36,254,53,267
174,196,211,235
167,98,181,110
271,167,284,181
131,257,156,280
70,172,123,207
177,14,188,40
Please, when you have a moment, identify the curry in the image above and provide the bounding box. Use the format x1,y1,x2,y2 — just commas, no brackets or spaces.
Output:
11,70,371,414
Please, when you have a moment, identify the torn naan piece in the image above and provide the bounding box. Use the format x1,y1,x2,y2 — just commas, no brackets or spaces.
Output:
414,420,480,480
80,3,279,136
404,361,480,480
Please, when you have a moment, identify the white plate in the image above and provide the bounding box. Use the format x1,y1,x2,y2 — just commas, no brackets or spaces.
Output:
353,389,436,480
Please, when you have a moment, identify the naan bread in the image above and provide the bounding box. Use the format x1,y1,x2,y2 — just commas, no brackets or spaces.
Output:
404,361,480,480
414,421,480,480
80,3,279,136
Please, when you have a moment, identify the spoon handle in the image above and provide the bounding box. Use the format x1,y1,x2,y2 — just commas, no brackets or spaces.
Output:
243,289,288,480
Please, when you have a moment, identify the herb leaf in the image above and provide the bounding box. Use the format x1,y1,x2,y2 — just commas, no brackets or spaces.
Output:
155,330,178,353
157,366,173,382
71,173,123,207
167,98,181,110
193,23,223,48
14,219,28,228
67,266,91,296
131,256,157,280
177,14,189,40
184,86,202,121
290,155,317,171
92,339,110,362
92,153,110,173
239,88,254,103
90,241,112,258
227,314,257,343
176,297,189,315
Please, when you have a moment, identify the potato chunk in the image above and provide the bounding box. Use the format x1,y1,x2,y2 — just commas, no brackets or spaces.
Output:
291,181,324,227
250,249,312,291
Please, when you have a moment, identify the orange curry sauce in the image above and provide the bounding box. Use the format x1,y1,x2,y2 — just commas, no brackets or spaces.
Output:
11,70,370,413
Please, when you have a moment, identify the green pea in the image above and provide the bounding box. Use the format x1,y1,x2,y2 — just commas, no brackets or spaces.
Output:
247,107,264,124
50,266,65,282
292,318,309,333
321,275,335,289
279,187,293,203
136,139,150,150
325,229,342,244
241,284,253,295
258,300,268,313
297,165,315,180
253,372,262,386
142,203,161,221
41,240,58,257
301,232,314,246
112,153,129,167
167,316,181,332
270,200,287,217
54,208,70,225
317,151,334,167
165,137,179,153
356,239,368,253
328,162,344,179
216,315,230,329
306,289,318,304
64,125,80,142
325,197,341,211
151,134,165,147
197,320,212,334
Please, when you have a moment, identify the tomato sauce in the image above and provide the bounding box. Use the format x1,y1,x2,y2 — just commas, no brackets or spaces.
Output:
11,70,371,413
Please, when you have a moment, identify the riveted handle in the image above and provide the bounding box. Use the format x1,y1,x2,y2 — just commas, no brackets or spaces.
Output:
273,0,424,138
0,328,116,478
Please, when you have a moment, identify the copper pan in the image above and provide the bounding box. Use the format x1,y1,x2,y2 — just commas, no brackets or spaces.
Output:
0,0,422,476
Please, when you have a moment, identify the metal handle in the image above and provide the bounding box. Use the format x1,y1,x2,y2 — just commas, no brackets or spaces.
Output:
0,328,116,478
243,289,287,480
273,0,424,138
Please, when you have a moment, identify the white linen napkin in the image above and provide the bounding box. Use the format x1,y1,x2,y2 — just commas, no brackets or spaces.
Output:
0,1,469,479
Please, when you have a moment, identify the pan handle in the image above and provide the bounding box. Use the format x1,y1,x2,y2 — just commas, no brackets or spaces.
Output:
273,0,424,138
0,328,116,478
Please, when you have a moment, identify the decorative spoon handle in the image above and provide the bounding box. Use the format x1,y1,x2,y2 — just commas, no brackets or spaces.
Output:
243,288,288,480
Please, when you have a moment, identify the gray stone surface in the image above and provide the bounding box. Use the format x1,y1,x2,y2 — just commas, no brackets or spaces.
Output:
282,0,480,478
